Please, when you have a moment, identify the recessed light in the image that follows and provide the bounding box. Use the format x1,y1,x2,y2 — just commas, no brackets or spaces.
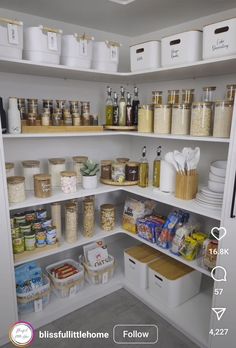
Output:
109,0,136,5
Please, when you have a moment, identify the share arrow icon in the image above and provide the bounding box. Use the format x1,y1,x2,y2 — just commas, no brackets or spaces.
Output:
212,308,226,321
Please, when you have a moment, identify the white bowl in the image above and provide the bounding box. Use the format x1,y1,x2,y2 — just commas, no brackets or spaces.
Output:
209,171,225,183
208,180,225,193
210,161,227,178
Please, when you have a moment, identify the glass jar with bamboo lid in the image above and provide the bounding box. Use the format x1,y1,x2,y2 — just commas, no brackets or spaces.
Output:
73,156,88,184
7,176,26,203
100,204,115,231
34,174,51,198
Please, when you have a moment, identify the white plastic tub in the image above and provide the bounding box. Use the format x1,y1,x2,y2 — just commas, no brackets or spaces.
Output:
83,255,115,285
17,274,50,314
124,245,163,289
61,33,94,68
130,41,161,71
148,257,202,307
46,259,84,298
161,30,202,67
92,41,120,72
203,18,236,59
0,17,23,59
24,25,62,64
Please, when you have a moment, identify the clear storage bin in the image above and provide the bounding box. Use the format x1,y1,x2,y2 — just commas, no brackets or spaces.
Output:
83,255,115,285
46,259,84,298
16,274,50,314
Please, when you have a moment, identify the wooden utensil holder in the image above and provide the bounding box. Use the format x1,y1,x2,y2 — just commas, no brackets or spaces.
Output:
175,172,198,200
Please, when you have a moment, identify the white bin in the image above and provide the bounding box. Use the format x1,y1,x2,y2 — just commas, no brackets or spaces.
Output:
0,17,23,59
161,30,202,67
124,245,163,289
61,33,94,69
203,18,236,60
130,41,161,72
92,41,120,72
83,255,115,285
148,256,202,307
24,25,62,64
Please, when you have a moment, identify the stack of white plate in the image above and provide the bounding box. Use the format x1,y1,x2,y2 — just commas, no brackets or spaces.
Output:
196,160,227,209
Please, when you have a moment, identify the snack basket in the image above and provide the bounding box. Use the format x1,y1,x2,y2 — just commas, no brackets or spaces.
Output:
16,274,50,314
83,255,115,285
46,259,84,298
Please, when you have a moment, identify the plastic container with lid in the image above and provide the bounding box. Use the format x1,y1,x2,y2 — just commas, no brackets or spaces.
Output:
100,204,115,231
48,158,66,187
0,17,23,59
130,40,161,72
124,245,163,289
190,102,213,136
5,162,15,178
213,100,233,138
154,104,171,134
138,105,153,133
92,40,120,72
34,174,51,198
61,171,77,194
171,104,191,135
148,256,202,307
7,176,25,203
22,160,40,190
72,156,88,184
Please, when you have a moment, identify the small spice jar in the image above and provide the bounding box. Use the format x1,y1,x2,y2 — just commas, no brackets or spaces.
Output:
12,229,24,254
171,104,191,135
65,202,77,243
34,174,51,198
7,176,26,203
61,171,77,193
101,160,112,180
63,109,73,126
72,156,88,184
52,108,63,126
5,162,15,178
152,91,163,105
154,104,171,134
112,162,126,183
27,98,38,114
27,112,37,126
41,109,51,126
182,89,194,104
56,99,66,110
125,162,139,182
138,105,153,133
81,101,90,125
190,102,213,137
202,86,216,102
51,202,62,242
213,100,233,138
226,84,236,102
72,112,82,126
168,90,179,105
24,231,36,251
43,99,53,115
100,204,115,231
18,98,27,119
48,158,66,187
83,198,95,237
22,160,40,190
69,100,80,113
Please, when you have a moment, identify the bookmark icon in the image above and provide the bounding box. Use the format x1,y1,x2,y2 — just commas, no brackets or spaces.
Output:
212,308,226,321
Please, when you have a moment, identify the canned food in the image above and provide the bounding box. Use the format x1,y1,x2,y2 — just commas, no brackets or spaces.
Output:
46,226,57,245
19,222,32,234
14,213,26,225
32,220,42,231
36,229,47,248
25,211,36,222
24,232,36,251
36,208,47,220
41,218,52,229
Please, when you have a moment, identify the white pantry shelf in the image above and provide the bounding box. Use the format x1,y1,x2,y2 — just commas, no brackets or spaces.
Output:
1,55,236,82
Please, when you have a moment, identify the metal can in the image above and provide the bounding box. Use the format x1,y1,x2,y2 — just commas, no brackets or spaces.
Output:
36,229,47,248
12,229,24,254
46,226,57,245
19,222,32,234
36,208,47,220
41,218,52,229
24,232,36,251
25,210,36,222
32,220,42,231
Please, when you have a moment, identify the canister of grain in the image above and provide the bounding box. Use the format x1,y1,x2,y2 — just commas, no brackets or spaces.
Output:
100,204,115,231
7,176,26,203
34,174,51,198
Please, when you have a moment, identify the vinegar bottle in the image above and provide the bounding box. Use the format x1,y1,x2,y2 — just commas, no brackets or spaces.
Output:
132,87,139,126
119,86,126,126
138,146,149,188
105,86,113,126
153,146,162,188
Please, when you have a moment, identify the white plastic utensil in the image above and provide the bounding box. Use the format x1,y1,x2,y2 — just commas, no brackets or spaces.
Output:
189,147,200,171
165,152,179,172
174,150,186,174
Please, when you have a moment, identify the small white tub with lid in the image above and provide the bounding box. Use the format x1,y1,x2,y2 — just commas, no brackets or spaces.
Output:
124,244,163,289
161,30,202,67
130,40,161,71
148,256,202,307
203,18,236,59
0,17,23,59
24,25,62,64
61,33,94,68
92,40,120,72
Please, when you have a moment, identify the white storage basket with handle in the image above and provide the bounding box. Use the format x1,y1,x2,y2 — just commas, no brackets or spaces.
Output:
130,41,161,71
83,255,115,285
24,25,62,64
0,17,23,59
92,41,120,72
61,33,94,68
161,30,202,67
203,18,236,60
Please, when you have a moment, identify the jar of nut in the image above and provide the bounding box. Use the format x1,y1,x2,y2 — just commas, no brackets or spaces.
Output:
83,198,95,237
100,204,115,231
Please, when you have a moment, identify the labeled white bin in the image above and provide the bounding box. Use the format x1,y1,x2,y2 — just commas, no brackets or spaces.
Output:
24,25,62,64
148,257,202,307
0,17,23,59
124,244,163,289
92,41,120,72
61,33,94,68
46,259,84,298
83,255,115,285
203,18,236,59
130,40,161,72
161,30,202,67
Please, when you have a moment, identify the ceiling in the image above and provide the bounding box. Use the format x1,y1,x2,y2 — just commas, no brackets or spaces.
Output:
0,0,235,36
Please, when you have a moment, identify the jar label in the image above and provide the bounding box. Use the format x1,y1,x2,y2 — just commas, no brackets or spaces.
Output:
69,285,77,297
34,299,43,312
80,39,88,56
41,182,51,193
7,24,19,45
110,46,118,61
102,272,108,284
47,32,58,51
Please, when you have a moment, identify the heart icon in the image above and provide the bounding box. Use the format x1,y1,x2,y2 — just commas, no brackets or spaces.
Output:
211,227,227,241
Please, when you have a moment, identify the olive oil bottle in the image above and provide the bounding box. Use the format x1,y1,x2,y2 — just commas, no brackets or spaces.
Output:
138,146,149,188
105,86,113,125
153,146,162,187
